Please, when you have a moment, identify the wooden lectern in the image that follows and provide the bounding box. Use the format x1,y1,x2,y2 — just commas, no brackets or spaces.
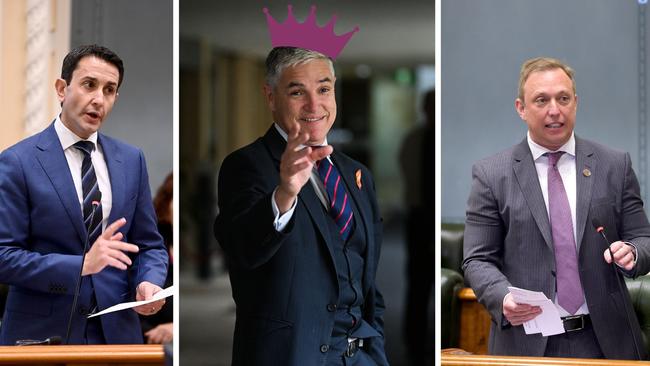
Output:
0,344,164,365
441,350,650,365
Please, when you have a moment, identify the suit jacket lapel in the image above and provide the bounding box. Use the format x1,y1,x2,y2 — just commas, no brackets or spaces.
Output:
574,136,595,250
512,139,554,251
261,127,336,263
35,123,86,244
99,134,125,224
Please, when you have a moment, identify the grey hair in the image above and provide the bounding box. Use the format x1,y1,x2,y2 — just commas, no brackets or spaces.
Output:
265,47,335,88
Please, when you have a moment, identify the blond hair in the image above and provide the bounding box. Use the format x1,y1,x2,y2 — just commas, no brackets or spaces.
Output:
518,57,576,102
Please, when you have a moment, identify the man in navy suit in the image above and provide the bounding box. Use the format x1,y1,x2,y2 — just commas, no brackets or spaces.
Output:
0,45,168,344
214,47,389,365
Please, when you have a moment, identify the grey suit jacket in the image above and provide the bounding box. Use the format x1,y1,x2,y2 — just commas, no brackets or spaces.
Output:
463,136,650,359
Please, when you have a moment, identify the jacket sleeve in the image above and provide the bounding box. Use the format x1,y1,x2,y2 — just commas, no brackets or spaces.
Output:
619,152,650,277
364,167,390,366
214,150,293,270
0,149,83,294
462,162,512,325
131,149,169,289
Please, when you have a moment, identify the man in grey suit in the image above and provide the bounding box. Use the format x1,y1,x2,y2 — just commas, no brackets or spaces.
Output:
463,57,650,359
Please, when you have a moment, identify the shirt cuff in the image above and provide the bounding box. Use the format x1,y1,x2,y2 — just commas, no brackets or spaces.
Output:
271,187,297,232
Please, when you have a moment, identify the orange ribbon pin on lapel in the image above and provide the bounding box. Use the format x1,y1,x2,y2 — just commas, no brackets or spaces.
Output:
355,169,362,189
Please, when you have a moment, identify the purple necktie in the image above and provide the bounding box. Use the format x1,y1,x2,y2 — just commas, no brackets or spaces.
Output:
547,151,584,315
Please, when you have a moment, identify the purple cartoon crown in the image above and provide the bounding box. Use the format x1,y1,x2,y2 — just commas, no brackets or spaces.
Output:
263,5,359,60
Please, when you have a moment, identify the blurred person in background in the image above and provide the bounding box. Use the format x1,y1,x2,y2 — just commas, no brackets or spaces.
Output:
399,89,434,365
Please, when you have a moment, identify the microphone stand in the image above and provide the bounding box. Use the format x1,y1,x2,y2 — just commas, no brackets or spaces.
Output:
594,223,643,360
64,201,100,345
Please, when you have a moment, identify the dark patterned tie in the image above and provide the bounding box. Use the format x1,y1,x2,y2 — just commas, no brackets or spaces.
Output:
73,141,103,245
547,151,584,314
316,158,355,241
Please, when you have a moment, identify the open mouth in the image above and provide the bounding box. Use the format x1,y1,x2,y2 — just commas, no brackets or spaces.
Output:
545,122,564,129
86,111,101,120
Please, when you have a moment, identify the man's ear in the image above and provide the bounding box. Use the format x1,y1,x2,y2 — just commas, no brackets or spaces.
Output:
263,84,275,112
515,98,526,120
55,79,67,103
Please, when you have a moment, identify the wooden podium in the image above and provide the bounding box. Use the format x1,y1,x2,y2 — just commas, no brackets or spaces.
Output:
442,349,650,365
0,344,164,365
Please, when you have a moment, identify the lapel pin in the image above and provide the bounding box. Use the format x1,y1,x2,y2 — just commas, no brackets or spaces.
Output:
583,168,591,177
355,169,362,189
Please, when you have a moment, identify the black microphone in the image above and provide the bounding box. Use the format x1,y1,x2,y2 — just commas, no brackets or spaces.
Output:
591,218,642,360
13,196,100,347
16,336,62,346
592,218,616,263
64,197,101,345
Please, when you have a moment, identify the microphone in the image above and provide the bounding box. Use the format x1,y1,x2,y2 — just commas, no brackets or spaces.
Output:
64,196,101,345
16,336,62,346
14,197,101,346
591,218,642,360
592,218,615,263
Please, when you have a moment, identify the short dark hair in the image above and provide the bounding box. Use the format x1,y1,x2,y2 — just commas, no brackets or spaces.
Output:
61,44,124,88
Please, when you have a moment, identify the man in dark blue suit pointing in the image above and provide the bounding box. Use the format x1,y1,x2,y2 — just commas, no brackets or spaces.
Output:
215,46,389,366
0,45,168,344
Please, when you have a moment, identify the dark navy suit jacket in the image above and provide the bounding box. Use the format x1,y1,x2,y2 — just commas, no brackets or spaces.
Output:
0,123,168,344
214,126,389,365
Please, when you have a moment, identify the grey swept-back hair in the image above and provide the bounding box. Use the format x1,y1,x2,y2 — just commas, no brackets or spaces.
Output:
265,47,335,88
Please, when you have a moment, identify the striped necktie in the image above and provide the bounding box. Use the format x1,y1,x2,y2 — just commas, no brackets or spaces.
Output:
316,158,355,241
73,141,103,245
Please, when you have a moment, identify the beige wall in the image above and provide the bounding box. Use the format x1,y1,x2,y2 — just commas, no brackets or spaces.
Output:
0,0,70,151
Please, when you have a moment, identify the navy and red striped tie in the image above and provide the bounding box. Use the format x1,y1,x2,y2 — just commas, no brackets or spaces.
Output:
316,158,355,241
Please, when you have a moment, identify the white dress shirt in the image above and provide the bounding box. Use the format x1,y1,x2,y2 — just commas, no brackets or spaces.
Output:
527,131,588,316
54,116,112,233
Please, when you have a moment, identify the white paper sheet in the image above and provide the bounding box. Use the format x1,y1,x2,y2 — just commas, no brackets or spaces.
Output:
88,285,174,318
507,286,565,336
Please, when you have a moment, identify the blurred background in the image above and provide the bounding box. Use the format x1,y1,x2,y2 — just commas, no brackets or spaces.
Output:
179,0,434,364
0,0,173,354
0,0,172,190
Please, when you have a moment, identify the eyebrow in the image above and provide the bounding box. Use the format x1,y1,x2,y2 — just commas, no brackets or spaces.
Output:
286,77,333,89
80,76,118,87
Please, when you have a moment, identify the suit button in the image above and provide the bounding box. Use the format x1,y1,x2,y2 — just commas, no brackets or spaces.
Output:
327,304,337,312
77,306,87,315
320,344,329,353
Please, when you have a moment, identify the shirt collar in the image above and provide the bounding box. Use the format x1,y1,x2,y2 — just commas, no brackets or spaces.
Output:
54,115,99,151
527,131,575,161
273,123,329,147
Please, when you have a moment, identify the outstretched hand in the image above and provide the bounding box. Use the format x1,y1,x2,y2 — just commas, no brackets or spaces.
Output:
82,218,139,276
275,124,332,213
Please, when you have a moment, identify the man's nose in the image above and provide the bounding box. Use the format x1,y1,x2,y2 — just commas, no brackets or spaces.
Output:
548,99,560,115
304,93,318,112
90,90,105,106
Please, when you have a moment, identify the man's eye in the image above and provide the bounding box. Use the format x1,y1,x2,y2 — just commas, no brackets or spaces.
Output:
290,90,303,96
559,95,571,104
83,81,94,88
534,98,547,105
105,87,116,95
319,87,331,94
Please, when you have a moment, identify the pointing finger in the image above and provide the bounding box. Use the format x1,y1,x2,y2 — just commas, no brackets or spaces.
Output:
103,218,127,239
